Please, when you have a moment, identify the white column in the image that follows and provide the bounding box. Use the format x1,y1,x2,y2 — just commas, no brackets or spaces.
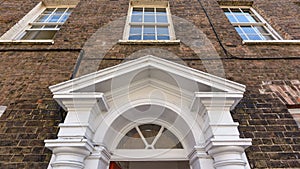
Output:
45,93,109,169
45,139,94,169
206,141,251,169
191,92,252,169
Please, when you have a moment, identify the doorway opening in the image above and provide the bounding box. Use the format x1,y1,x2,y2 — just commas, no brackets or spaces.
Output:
109,161,190,169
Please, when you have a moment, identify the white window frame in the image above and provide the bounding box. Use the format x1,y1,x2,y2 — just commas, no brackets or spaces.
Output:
221,6,287,43
0,2,76,44
111,121,187,161
116,123,184,150
15,7,73,40
119,1,179,44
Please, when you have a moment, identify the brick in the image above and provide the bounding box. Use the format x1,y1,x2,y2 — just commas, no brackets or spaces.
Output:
0,0,299,168
23,155,46,162
260,145,282,152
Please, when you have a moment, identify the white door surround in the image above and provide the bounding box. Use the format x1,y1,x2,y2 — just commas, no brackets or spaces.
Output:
45,55,252,169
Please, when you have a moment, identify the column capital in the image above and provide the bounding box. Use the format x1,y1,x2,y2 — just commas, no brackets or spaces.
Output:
53,92,109,139
53,92,109,112
191,92,244,112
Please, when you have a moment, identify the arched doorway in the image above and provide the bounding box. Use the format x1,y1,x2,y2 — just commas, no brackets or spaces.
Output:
96,103,201,166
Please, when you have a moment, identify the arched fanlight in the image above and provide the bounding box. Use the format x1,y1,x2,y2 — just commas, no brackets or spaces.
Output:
117,124,183,149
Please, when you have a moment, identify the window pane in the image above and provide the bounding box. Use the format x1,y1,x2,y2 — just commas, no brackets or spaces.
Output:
31,25,43,29
130,26,142,35
157,36,170,40
248,35,263,40
54,8,67,14
60,14,70,22
235,27,247,40
235,14,249,22
155,128,183,149
117,124,183,149
256,26,269,34
144,8,154,14
225,13,237,23
157,26,169,35
241,27,264,40
241,27,257,34
245,13,256,22
156,15,168,23
144,26,155,35
131,15,142,22
156,8,166,14
263,35,274,40
21,31,39,40
144,15,155,22
132,8,143,15
240,34,248,40
34,30,57,39
143,26,155,40
139,124,161,145
235,27,243,34
44,25,57,28
36,15,50,22
129,35,141,40
48,15,61,22
117,128,145,149
22,30,57,40
143,35,155,40
43,8,55,14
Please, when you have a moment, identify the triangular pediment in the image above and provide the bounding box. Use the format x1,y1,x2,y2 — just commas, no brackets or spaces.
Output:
50,55,245,96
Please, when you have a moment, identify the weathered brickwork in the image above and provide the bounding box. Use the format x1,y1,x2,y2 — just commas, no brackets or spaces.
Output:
0,51,79,168
0,0,299,168
260,80,300,105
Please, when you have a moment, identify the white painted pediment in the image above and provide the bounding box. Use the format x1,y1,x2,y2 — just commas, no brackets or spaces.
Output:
50,55,245,95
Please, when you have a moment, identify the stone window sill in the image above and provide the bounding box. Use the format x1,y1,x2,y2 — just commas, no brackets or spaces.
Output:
118,39,180,45
243,40,300,45
0,40,54,45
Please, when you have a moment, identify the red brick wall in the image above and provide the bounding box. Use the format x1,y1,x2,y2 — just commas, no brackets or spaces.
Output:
0,0,299,168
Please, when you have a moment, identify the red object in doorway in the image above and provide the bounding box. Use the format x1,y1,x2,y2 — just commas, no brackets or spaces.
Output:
109,162,122,169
